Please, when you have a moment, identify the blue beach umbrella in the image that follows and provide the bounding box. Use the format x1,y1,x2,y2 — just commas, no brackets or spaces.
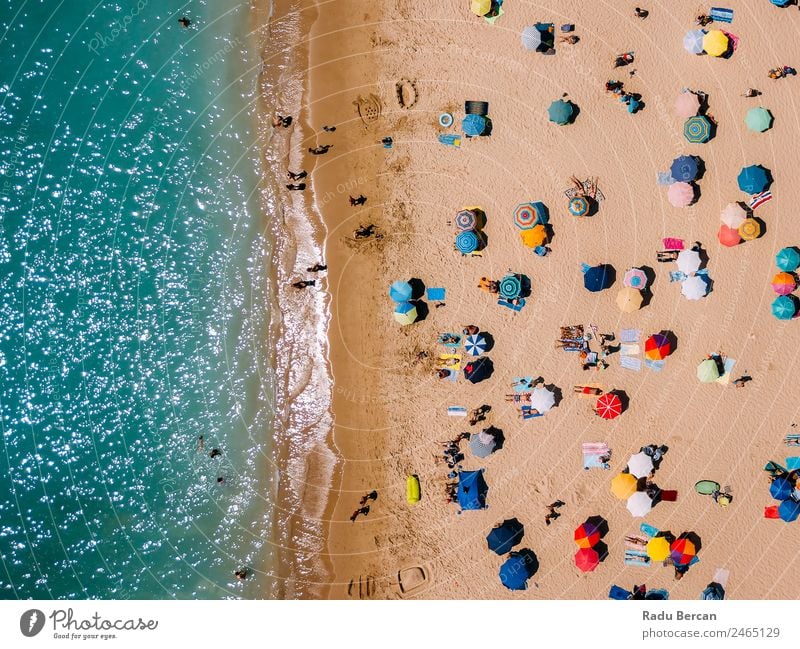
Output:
738,165,769,194
455,229,479,254
464,334,487,356
463,114,486,137
548,99,574,125
499,274,522,299
683,29,705,54
499,548,539,591
457,469,488,510
389,280,412,302
487,518,525,555
670,155,699,182
684,116,712,143
771,476,794,501
776,247,800,272
393,301,417,325
771,0,792,6
779,499,800,522
700,583,725,600
583,264,612,292
772,295,796,320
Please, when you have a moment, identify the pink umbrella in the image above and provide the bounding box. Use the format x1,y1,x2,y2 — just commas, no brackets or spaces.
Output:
717,224,741,248
772,272,796,296
720,202,747,229
623,268,647,289
668,182,694,208
674,92,700,118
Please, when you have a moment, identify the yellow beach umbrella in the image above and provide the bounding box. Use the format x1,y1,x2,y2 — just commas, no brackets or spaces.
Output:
520,224,547,248
703,30,729,57
471,0,491,16
616,286,643,313
611,472,637,499
738,218,761,241
646,536,671,562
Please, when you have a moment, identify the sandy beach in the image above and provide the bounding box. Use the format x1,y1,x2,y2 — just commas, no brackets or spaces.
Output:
275,0,800,599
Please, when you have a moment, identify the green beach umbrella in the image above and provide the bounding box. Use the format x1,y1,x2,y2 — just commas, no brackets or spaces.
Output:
684,116,712,143
394,301,417,325
499,274,522,299
548,99,573,125
745,107,773,132
697,358,721,383
776,247,800,272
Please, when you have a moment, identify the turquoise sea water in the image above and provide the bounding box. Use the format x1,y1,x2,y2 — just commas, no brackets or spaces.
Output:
0,0,279,598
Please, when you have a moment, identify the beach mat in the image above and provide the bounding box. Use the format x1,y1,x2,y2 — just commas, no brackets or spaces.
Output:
662,237,684,250
426,287,445,301
660,490,678,502
619,328,640,343
620,355,642,372
644,359,665,372
640,522,659,538
513,377,535,393
786,457,800,470
710,7,734,23
764,505,780,519
447,406,467,417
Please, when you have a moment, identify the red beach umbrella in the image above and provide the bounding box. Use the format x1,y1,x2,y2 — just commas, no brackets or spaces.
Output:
573,523,601,549
595,393,622,420
717,224,741,248
644,334,671,360
574,547,600,572
670,536,697,566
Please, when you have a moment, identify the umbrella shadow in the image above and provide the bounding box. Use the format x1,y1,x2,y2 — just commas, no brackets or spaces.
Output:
586,196,599,217
585,515,609,538
546,383,563,407
611,389,629,414
486,425,505,451
693,156,706,180
762,167,775,191
693,243,709,269
659,330,678,355
482,118,494,137
640,265,656,307
518,273,532,298
595,540,610,562
544,223,557,246
753,216,767,239
601,264,616,289
515,548,540,577
473,208,487,230
567,102,580,124
480,331,495,352
408,278,426,299
697,92,711,115
411,299,429,322
689,182,701,205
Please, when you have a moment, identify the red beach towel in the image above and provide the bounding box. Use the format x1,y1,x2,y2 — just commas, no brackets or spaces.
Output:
662,238,684,250
764,505,780,519
660,490,678,502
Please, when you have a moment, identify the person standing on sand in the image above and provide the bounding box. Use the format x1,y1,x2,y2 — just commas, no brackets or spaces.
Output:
634,7,648,19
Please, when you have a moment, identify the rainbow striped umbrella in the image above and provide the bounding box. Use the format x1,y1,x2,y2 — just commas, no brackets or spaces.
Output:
670,536,697,566
644,334,670,360
514,202,546,229
772,272,796,296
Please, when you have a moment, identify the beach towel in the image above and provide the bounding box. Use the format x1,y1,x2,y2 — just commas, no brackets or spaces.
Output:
619,328,640,343
713,568,730,588
624,550,650,567
619,355,642,372
498,297,525,311
583,454,609,470
723,31,740,52
447,406,467,417
609,585,632,600
656,171,674,185
710,7,734,23
644,359,665,372
520,407,544,420
438,333,462,348
764,505,780,519
620,344,640,355
662,238,685,250
640,522,659,538
426,287,445,301
582,442,610,470
786,457,800,470
438,134,461,147
749,191,772,210
660,490,678,502
669,270,688,282
513,377,535,393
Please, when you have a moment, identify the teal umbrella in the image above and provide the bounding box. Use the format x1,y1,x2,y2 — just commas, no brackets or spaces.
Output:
389,280,412,302
456,230,479,254
738,165,769,194
569,196,589,216
684,116,712,143
499,274,522,299
772,295,796,320
776,247,800,272
548,99,574,125
745,107,773,132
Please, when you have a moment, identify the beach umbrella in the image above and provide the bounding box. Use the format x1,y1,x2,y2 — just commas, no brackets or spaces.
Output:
464,334,487,356
674,91,700,117
626,492,653,518
499,549,538,590
771,0,793,5
646,536,671,562
773,295,796,320
644,334,671,360
462,114,486,137
548,99,573,125
676,249,701,274
770,476,794,501
514,202,546,229
668,182,695,207
681,275,707,300
471,0,491,16
684,116,712,143
779,499,800,522
718,224,741,248
393,301,417,325
469,431,496,458
569,196,589,216
456,229,479,254
520,225,547,248
628,452,655,479
457,469,488,510
738,218,761,241
777,247,800,272
701,582,725,600
595,393,622,420
583,264,612,292
703,29,729,57
529,386,555,414
670,537,697,566
772,272,796,296
464,357,493,383
487,518,524,555
683,29,705,55
616,286,642,313
574,547,600,572
455,209,477,230
721,202,747,229
623,268,647,289
389,280,413,302
611,473,637,499
499,274,522,299
745,107,773,132
521,25,544,51
697,358,721,383
574,523,601,549
738,165,769,194
670,155,699,182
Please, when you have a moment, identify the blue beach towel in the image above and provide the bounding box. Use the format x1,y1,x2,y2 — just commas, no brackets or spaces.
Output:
438,333,462,348
513,377,535,393
640,522,659,537
644,359,665,372
498,297,525,311
609,585,632,600
427,287,445,301
447,406,467,417
619,329,640,343
620,356,642,372
669,271,688,282
438,134,461,147
786,457,800,470
710,7,733,23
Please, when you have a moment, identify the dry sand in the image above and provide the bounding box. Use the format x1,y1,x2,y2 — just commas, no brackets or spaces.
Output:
282,0,800,599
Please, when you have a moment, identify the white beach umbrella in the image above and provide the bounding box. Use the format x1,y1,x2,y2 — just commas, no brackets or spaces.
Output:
529,386,556,414
681,275,707,301
626,491,653,518
627,452,654,478
720,202,747,229
676,249,701,275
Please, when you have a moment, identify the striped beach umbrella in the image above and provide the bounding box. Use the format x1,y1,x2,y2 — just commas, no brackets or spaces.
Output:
738,218,761,241
616,286,642,313
455,209,477,230
772,295,796,320
393,301,417,326
626,492,653,518
721,202,747,229
670,155,699,182
668,181,695,207
623,268,647,289
514,202,546,229
670,536,697,566
469,431,496,458
548,99,573,125
779,499,800,522
644,334,671,360
595,393,622,420
627,452,654,479
455,229,479,254
464,334,487,356
697,358,721,383
499,274,522,299
777,247,800,272
683,29,705,55
703,29,729,57
684,116,712,143
389,280,413,302
675,91,700,117
646,536,671,562
611,473,637,499
745,107,773,132
520,225,547,248
569,196,589,216
574,523,601,549
718,224,741,247
738,165,769,194
574,547,600,572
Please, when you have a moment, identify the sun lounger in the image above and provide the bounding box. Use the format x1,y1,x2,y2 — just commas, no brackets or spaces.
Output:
662,238,684,251
644,359,665,372
498,297,525,311
447,406,467,417
786,457,800,470
640,522,659,537
619,355,642,372
426,287,445,301
710,7,734,23
619,328,640,343
609,585,632,600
